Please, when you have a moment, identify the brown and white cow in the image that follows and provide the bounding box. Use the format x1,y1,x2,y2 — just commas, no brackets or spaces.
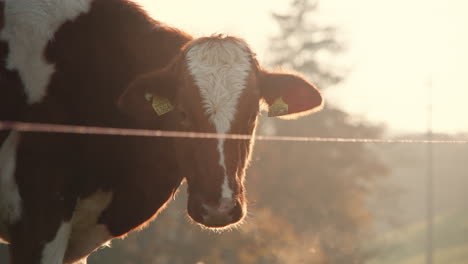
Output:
0,0,323,263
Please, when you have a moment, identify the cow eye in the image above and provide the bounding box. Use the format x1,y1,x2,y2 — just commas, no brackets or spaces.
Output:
180,110,187,120
179,109,191,127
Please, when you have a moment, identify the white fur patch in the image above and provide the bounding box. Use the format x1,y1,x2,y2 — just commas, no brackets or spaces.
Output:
41,221,71,264
65,190,113,263
186,38,251,200
219,143,233,199
185,38,252,133
0,0,93,104
0,132,22,232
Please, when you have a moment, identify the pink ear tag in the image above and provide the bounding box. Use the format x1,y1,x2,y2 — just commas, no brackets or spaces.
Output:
268,97,289,117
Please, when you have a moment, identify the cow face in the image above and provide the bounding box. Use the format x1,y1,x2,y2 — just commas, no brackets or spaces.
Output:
118,36,323,229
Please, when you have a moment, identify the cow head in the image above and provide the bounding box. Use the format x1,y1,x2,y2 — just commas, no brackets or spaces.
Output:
118,35,323,229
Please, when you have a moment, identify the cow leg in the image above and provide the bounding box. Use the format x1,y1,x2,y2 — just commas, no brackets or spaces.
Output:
8,220,71,264
7,187,74,264
39,222,71,264
0,132,22,242
7,131,79,264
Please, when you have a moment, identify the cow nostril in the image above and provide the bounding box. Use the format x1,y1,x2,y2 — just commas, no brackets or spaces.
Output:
200,198,236,216
218,198,236,214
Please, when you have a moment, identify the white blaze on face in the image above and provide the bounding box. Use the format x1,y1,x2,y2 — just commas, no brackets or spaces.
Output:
0,0,93,104
185,38,251,200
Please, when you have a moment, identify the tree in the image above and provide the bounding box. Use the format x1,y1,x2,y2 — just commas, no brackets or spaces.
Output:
248,0,389,262
269,0,342,88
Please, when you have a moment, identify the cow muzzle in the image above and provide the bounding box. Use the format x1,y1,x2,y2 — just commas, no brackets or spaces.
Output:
188,196,245,228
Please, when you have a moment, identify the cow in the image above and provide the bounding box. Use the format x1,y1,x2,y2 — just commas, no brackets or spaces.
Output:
0,0,323,263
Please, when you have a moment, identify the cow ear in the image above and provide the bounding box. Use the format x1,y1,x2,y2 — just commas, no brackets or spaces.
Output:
259,71,323,118
117,69,176,121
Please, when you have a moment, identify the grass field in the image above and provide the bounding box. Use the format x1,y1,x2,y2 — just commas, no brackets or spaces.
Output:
367,210,468,264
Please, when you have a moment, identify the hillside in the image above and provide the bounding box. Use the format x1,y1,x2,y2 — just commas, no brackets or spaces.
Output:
367,211,468,264
367,133,468,263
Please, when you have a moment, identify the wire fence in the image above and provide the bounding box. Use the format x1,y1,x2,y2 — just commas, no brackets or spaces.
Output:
1,121,467,144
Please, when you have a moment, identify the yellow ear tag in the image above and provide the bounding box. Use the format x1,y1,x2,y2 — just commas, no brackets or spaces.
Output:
268,97,289,117
145,93,174,116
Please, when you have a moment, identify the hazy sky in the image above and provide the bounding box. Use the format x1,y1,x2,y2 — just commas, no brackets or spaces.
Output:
136,0,468,135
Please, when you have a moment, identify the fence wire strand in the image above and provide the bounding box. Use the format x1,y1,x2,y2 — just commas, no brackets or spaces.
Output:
1,121,467,144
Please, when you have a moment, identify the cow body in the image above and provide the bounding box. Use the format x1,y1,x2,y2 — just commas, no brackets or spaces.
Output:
0,0,323,263
1,1,191,262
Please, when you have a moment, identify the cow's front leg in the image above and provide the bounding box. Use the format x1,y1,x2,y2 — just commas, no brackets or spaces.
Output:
40,222,71,264
8,206,73,264
9,219,71,264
